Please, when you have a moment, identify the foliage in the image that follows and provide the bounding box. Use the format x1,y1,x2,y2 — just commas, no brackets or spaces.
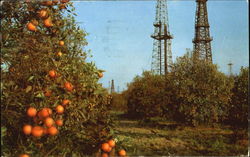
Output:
228,67,249,128
125,71,168,119
169,54,234,126
110,92,127,111
124,52,235,126
1,1,113,156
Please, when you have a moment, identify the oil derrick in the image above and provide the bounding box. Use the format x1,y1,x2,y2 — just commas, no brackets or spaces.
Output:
151,0,173,75
111,79,115,94
228,61,233,76
193,0,213,63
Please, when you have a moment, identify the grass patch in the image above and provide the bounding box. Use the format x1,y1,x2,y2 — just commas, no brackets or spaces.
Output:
113,112,248,156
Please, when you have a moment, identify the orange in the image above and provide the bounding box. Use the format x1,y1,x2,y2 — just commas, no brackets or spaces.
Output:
40,108,51,118
55,119,63,126
19,154,29,157
23,125,32,135
101,153,108,157
48,126,58,136
44,90,52,97
118,149,126,156
27,22,36,31
56,105,64,114
108,139,115,148
59,3,66,9
98,72,103,78
53,0,59,4
38,9,48,18
64,81,73,91
46,108,53,115
44,18,53,27
101,143,110,152
27,107,37,117
49,70,56,78
62,99,70,106
31,126,44,137
42,1,53,6
59,40,64,46
44,117,54,127
57,52,62,56
61,0,69,3
107,146,112,152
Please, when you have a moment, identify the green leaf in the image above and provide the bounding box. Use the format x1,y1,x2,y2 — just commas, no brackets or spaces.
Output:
28,76,34,81
35,92,44,98
25,86,32,93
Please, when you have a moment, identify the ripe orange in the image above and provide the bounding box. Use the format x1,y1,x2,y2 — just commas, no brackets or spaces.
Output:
19,154,29,157
55,119,63,126
27,22,36,32
42,1,53,6
101,153,108,157
61,0,69,3
23,125,32,135
44,18,53,27
40,108,51,118
98,72,103,78
38,9,48,18
48,126,58,136
46,108,53,115
27,107,37,117
59,3,66,9
57,51,63,57
53,0,59,4
49,70,56,78
101,143,110,152
59,40,64,46
62,99,70,106
44,117,54,127
108,139,115,148
107,146,112,152
44,90,52,97
64,81,73,91
31,126,44,137
118,149,126,156
56,105,64,114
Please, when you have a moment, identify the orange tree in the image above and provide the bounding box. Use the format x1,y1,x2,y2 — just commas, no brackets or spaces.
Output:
110,92,127,112
125,71,168,120
228,67,248,128
169,54,234,126
1,0,114,156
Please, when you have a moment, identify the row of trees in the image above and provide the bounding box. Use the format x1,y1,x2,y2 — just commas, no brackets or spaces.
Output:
1,1,114,156
122,53,248,127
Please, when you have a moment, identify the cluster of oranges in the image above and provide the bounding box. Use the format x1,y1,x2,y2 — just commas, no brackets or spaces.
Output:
22,1,72,155
26,0,70,32
100,139,126,157
47,69,74,92
22,44,74,138
22,99,68,138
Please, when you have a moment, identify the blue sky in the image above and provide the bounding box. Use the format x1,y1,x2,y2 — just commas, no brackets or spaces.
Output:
73,0,249,91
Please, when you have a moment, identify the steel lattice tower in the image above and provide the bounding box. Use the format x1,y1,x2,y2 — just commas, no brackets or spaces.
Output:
151,0,173,75
193,0,213,63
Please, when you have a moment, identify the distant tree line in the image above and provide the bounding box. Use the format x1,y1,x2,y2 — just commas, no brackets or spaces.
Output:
112,53,248,128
